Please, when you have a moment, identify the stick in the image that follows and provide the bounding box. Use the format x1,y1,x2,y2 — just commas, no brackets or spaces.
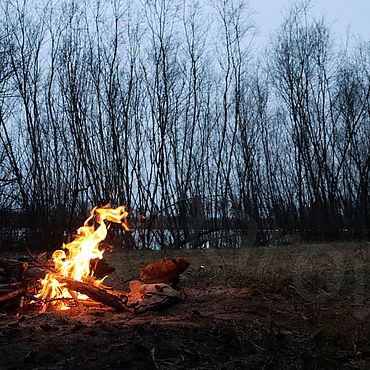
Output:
0,288,27,303
16,296,25,316
69,289,83,311
0,282,25,289
0,288,16,294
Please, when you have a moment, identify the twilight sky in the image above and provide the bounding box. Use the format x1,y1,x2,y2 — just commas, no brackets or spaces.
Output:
252,0,370,48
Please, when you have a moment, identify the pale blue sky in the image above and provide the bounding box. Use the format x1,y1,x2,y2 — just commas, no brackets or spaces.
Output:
252,0,370,47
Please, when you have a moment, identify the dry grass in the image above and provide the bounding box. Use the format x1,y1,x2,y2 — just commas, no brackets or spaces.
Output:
105,241,370,288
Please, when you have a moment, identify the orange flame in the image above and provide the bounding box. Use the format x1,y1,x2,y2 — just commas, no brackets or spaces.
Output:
36,205,129,308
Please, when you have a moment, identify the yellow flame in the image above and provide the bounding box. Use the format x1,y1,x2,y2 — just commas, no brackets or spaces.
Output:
36,205,129,308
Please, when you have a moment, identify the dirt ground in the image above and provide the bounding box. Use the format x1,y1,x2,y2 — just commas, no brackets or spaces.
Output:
1,242,370,369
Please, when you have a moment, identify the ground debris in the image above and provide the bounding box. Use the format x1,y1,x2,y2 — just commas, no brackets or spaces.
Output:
1,245,370,369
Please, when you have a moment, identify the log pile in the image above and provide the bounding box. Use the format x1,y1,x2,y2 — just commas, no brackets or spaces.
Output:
0,254,189,314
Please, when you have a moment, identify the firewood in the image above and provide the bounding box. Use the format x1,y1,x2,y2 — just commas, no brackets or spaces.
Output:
0,278,32,293
0,288,27,303
23,266,53,280
0,282,24,289
0,288,16,294
0,258,23,268
57,277,129,312
68,289,83,311
16,296,25,316
0,258,54,282
0,259,23,278
17,261,28,279
139,257,190,284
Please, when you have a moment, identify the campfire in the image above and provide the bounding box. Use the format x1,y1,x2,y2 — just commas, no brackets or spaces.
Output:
0,205,189,314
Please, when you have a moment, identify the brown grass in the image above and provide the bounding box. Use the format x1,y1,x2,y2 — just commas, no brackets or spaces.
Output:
105,241,370,289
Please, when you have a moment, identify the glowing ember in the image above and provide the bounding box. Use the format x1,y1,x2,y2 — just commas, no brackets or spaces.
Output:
36,205,129,308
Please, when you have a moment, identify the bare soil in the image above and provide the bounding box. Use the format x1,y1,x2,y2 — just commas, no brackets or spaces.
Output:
1,242,370,369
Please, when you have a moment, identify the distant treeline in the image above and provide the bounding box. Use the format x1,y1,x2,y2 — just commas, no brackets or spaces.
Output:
0,0,369,248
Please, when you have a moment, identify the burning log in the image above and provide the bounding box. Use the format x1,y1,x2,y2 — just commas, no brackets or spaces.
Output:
139,257,190,284
57,277,129,312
